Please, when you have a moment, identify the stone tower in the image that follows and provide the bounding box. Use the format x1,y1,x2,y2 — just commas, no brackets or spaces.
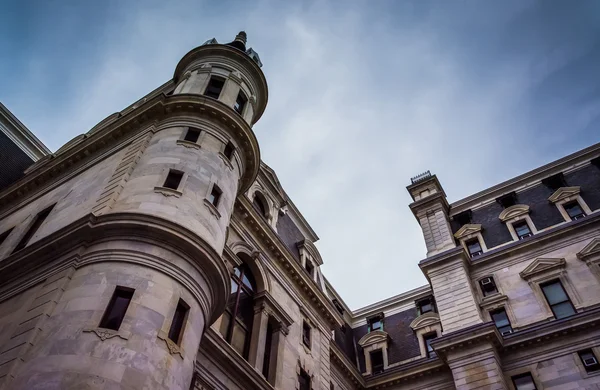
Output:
0,32,266,390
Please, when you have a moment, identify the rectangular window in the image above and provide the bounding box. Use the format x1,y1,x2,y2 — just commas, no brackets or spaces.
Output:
183,127,201,143
168,299,190,345
479,277,498,296
223,142,235,160
417,297,435,315
208,185,222,206
302,320,311,349
0,228,13,247
99,287,134,330
13,204,55,253
370,349,384,374
579,349,600,373
298,368,311,390
541,280,576,319
163,170,183,190
423,332,437,358
367,315,383,332
513,221,532,239
234,92,247,114
204,77,225,99
466,239,483,258
304,261,314,277
490,308,513,335
511,373,538,390
564,201,586,220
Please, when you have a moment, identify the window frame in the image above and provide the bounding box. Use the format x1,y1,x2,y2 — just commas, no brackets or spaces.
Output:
465,238,483,258
416,297,436,316
479,276,499,297
99,286,135,331
511,372,538,390
168,298,190,345
563,200,586,220
203,76,225,99
540,279,576,320
578,349,600,373
302,320,311,349
367,314,384,332
423,332,438,358
234,91,247,115
163,169,184,191
490,307,513,336
512,220,533,240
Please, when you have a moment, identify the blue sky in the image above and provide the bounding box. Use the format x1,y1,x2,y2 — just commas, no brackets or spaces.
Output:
1,0,599,309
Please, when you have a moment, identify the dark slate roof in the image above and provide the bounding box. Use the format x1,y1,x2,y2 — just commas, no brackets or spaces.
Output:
334,323,357,366
0,130,34,191
275,213,304,261
353,308,422,372
450,163,600,248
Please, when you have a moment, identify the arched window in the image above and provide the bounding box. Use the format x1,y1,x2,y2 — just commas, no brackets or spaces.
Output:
219,261,256,358
253,193,268,218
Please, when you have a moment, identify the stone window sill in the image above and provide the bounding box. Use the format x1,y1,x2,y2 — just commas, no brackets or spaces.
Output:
154,186,182,198
176,139,201,150
158,330,185,359
218,152,234,171
83,327,131,341
203,199,221,219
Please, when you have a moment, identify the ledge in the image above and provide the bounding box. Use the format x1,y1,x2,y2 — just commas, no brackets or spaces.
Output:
154,186,183,197
176,139,202,150
203,198,222,219
479,293,508,309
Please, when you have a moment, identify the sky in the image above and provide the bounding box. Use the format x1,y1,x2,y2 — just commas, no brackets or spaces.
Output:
1,0,599,310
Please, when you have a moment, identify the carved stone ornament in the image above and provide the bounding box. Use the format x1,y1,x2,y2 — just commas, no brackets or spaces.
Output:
358,330,389,347
548,186,581,203
409,312,441,331
154,186,182,198
157,331,184,359
454,224,482,239
577,238,600,261
83,328,130,341
498,204,530,222
519,257,566,280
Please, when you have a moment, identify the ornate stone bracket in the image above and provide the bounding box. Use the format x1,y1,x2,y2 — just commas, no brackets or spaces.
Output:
203,199,222,219
154,186,182,198
83,327,131,341
157,330,185,359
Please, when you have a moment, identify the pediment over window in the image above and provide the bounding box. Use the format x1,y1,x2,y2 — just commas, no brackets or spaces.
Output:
297,239,323,266
454,224,482,239
498,204,530,222
358,330,389,347
519,257,566,280
409,312,440,331
577,238,600,261
548,186,581,203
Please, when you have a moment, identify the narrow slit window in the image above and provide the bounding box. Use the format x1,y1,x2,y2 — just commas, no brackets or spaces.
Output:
511,373,538,390
0,228,13,247
370,349,384,374
183,127,201,143
204,77,225,99
208,185,222,206
163,170,183,190
234,91,247,114
513,221,532,240
99,287,134,330
168,299,190,345
302,320,311,349
490,308,513,335
13,204,55,253
541,280,576,319
564,201,586,220
223,142,235,160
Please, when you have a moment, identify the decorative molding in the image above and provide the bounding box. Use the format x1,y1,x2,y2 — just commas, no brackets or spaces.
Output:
548,186,581,203
83,327,131,341
158,330,185,358
409,312,441,331
203,199,222,219
358,330,389,347
519,257,566,280
453,224,482,239
577,238,600,260
297,239,323,266
499,204,530,222
154,186,183,198
177,139,202,150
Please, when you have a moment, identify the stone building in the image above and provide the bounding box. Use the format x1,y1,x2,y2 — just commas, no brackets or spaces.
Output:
0,32,599,390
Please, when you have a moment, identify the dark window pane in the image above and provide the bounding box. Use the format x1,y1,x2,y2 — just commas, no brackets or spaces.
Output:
579,350,600,372
491,310,510,328
467,239,482,257
564,201,585,219
204,77,225,99
234,92,247,114
223,142,235,160
184,128,200,142
168,299,189,344
552,301,576,319
541,282,569,305
163,170,183,190
208,185,222,206
262,322,273,378
512,373,537,390
303,321,311,348
514,222,532,239
480,277,498,296
424,333,437,357
13,204,55,253
299,369,311,390
99,287,134,330
370,349,384,373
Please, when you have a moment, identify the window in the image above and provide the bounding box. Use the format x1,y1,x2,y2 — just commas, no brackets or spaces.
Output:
234,92,247,114
163,170,183,190
99,287,134,331
579,349,600,373
423,333,437,358
204,76,225,99
304,261,314,277
298,369,311,390
497,192,517,208
208,185,222,206
330,382,335,390
183,127,201,143
168,299,190,345
542,173,566,190
219,260,256,359
332,299,345,315
370,349,384,374
541,280,576,319
511,373,538,390
417,297,435,315
223,142,235,160
466,238,483,258
13,204,55,253
367,315,383,332
262,322,273,378
302,320,311,349
0,228,13,247
564,201,586,220
490,308,513,335
252,194,268,217
513,221,532,239
479,277,498,296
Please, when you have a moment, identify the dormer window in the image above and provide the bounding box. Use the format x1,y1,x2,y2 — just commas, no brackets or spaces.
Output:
466,238,483,258
370,350,384,374
367,315,383,332
234,91,247,114
423,333,437,358
497,192,517,208
304,260,314,278
564,201,586,220
513,220,533,240
479,277,498,296
204,76,225,99
416,297,435,315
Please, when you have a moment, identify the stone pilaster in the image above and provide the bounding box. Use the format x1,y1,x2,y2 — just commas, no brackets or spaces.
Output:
248,304,270,370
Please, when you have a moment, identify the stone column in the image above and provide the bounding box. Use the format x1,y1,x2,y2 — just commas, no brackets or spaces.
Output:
248,305,269,370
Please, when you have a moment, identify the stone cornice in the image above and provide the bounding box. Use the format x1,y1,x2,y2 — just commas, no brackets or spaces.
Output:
330,342,366,388
408,192,449,220
0,212,230,325
236,196,344,329
0,93,260,215
430,322,503,361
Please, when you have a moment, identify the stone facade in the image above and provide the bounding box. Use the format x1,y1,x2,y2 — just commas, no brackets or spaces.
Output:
1,31,600,390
